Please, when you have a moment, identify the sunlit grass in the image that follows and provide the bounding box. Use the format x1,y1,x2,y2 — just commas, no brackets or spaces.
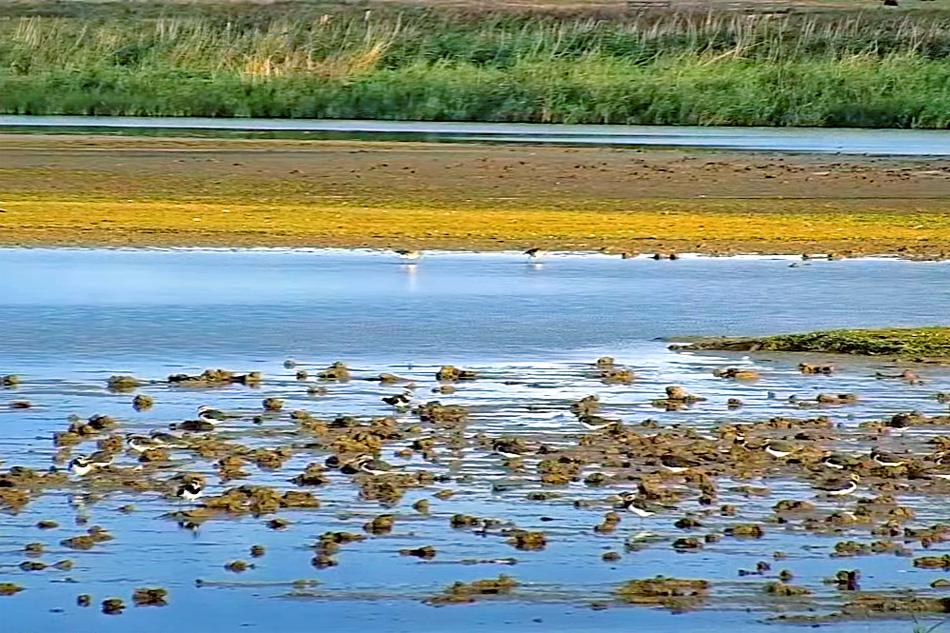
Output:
1,6,949,126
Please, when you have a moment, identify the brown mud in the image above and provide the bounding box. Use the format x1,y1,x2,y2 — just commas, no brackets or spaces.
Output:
1,135,948,256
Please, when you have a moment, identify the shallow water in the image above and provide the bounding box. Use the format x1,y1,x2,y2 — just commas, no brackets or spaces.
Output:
2,116,950,155
1,249,950,632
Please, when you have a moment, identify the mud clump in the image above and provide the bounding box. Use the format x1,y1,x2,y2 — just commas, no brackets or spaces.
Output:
290,462,330,486
652,386,706,409
107,375,142,392
799,363,835,375
0,488,30,510
102,598,125,614
0,583,23,596
615,576,709,610
224,560,251,573
317,362,351,382
600,366,635,384
842,593,950,616
61,535,96,550
774,500,815,514
400,546,437,559
571,395,601,417
262,398,283,412
19,561,46,571
426,575,519,605
507,530,546,551
451,514,481,528
914,555,950,569
713,368,760,381
132,587,168,606
132,395,154,411
168,369,261,387
364,514,396,535
765,582,812,597
436,366,478,382
725,524,764,538
415,401,469,425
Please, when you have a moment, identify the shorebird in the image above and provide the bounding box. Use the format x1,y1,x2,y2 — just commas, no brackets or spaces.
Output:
619,493,659,518
871,448,906,468
821,453,860,471
69,451,113,476
660,454,700,474
491,439,527,459
764,440,797,459
576,415,617,432
197,405,229,425
126,434,163,454
150,431,181,446
341,455,395,476
69,456,96,477
176,478,204,503
395,249,421,261
816,474,859,497
524,248,547,260
382,390,412,409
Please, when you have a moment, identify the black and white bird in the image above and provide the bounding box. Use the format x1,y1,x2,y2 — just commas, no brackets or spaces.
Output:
69,456,96,477
395,249,421,261
382,390,412,409
69,451,113,476
821,453,860,471
341,455,395,476
524,247,547,261
491,439,527,459
576,415,617,432
619,493,660,518
660,454,700,474
871,448,906,468
150,431,181,446
176,478,204,503
816,474,859,497
126,434,163,454
197,405,229,425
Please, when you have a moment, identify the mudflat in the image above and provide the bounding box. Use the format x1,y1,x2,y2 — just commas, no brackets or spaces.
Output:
1,134,949,256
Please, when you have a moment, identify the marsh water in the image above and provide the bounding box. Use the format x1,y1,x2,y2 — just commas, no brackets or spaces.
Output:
3,116,950,155
2,249,950,633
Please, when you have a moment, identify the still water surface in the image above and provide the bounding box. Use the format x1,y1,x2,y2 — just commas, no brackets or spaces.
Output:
2,116,950,155
1,249,949,633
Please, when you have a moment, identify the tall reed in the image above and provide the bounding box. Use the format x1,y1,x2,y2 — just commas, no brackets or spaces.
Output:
1,5,948,126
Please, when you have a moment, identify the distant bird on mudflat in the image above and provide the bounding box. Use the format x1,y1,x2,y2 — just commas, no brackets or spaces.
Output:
69,451,113,476
197,405,228,425
660,454,700,473
341,455,395,476
871,448,906,468
815,474,859,497
382,390,412,409
524,248,547,260
395,249,421,261
176,479,204,503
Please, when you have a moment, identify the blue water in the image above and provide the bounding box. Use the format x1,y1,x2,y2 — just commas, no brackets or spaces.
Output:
2,117,949,155
1,249,949,633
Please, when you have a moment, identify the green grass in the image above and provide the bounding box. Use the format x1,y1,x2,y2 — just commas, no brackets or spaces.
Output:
1,3,950,126
684,327,950,359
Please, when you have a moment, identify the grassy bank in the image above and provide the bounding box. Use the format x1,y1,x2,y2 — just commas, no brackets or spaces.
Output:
1,3,950,126
678,327,950,360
